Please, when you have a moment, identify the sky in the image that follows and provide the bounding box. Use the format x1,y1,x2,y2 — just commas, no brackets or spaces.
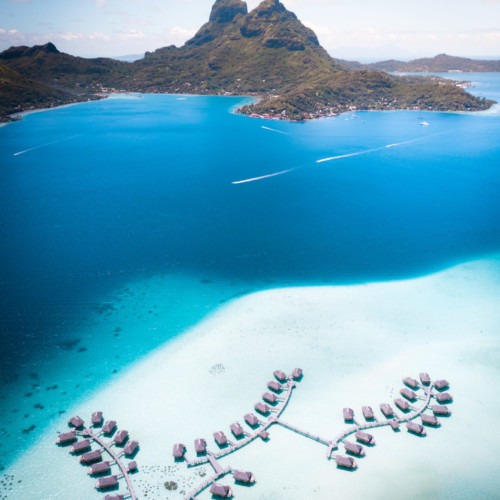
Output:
0,0,499,61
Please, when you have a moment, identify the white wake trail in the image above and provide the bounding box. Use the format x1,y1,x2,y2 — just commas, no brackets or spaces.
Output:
13,135,80,157
261,126,290,136
232,167,298,185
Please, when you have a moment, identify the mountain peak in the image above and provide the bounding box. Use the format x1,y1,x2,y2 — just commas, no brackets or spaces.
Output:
209,0,248,23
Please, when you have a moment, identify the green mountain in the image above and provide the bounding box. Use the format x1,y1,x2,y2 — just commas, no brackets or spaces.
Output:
0,0,495,120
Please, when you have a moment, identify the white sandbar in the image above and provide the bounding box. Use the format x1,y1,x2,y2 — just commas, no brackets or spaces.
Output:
5,257,500,499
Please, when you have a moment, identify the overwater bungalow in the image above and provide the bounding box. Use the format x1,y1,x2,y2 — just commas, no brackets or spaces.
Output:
267,380,282,392
230,422,245,438
400,388,417,401
113,430,128,446
172,443,186,459
214,431,228,447
209,482,233,498
380,403,395,418
56,431,77,445
80,450,102,464
88,461,111,475
355,431,375,445
233,470,256,484
96,475,118,490
194,438,207,453
292,368,303,380
394,398,411,411
335,455,357,469
343,408,354,421
244,413,259,427
421,414,440,426
434,379,450,391
403,376,419,389
389,419,400,430
70,439,91,454
124,440,138,456
407,421,426,436
255,402,271,415
128,461,138,472
419,373,431,385
344,441,365,456
362,406,374,419
431,404,451,416
262,392,278,404
68,416,84,429
102,420,117,435
104,495,124,500
273,370,288,382
91,411,103,426
435,392,453,403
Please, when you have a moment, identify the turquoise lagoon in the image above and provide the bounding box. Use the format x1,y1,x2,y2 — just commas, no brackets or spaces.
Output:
0,74,500,473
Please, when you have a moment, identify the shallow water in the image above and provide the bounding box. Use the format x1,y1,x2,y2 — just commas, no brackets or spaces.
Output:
0,74,499,470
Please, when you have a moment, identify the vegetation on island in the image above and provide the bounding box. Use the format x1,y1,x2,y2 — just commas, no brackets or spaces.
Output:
0,0,495,122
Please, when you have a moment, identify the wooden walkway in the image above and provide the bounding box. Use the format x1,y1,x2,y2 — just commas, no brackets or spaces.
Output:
184,466,232,500
81,429,137,500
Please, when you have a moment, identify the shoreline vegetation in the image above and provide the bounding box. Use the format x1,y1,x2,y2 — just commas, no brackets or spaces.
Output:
0,0,496,123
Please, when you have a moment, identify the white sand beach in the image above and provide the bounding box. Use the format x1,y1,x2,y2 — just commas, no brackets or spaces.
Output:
4,256,500,499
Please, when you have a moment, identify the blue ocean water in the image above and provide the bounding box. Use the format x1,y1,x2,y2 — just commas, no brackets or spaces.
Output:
1,75,500,469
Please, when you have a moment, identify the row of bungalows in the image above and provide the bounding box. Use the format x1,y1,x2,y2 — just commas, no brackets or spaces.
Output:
406,421,426,436
431,404,452,416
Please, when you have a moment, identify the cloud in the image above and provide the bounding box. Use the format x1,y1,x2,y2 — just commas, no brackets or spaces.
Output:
169,26,196,42
94,0,106,6
116,29,145,41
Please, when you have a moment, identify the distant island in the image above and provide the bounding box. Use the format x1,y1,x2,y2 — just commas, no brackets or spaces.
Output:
341,53,500,73
0,0,496,122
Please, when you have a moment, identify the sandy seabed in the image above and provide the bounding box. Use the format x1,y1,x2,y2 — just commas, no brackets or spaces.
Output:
4,257,500,499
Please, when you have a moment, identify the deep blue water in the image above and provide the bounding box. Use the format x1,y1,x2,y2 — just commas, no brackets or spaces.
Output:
0,75,500,468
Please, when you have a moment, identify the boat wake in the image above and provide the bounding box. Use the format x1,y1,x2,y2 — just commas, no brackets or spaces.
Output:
13,135,80,157
232,167,299,185
261,126,290,136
